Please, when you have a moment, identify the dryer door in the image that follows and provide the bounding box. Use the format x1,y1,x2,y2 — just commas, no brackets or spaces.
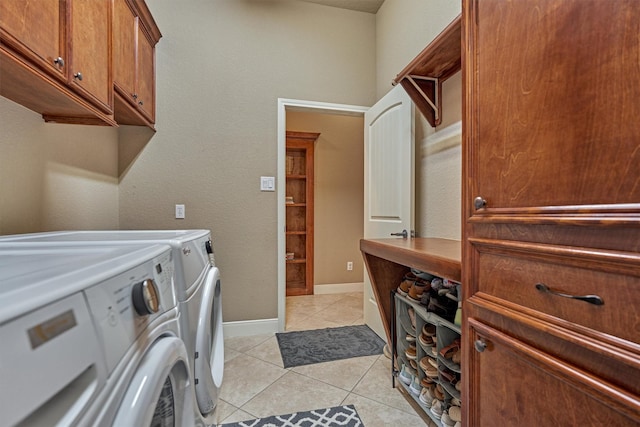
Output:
194,267,224,418
113,337,194,426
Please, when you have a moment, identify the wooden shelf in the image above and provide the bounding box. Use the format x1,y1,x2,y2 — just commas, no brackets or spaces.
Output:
286,175,307,180
286,203,306,207
393,15,461,127
286,259,306,264
360,237,461,346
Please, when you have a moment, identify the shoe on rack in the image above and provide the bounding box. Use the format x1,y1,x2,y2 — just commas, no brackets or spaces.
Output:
405,344,417,360
419,386,435,407
398,363,414,385
408,280,430,301
406,333,416,343
434,384,445,401
422,323,436,337
397,272,417,296
407,307,416,331
419,332,435,347
409,376,421,396
430,399,443,420
441,410,456,427
449,406,462,423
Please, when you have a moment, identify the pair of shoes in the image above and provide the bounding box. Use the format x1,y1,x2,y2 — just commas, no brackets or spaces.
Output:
408,278,431,301
422,323,436,336
405,344,417,360
419,385,435,407
407,307,416,331
441,409,456,427
397,272,418,296
419,332,435,347
430,399,443,419
434,384,445,401
448,406,462,423
439,366,458,385
440,339,461,359
406,333,416,343
421,376,435,387
424,363,438,378
398,363,414,385
409,376,421,396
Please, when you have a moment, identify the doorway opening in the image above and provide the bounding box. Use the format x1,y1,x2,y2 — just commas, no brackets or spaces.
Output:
277,98,369,332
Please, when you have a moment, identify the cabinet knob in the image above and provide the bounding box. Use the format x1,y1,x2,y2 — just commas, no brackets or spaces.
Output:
138,100,144,106
53,57,65,67
73,72,83,81
474,196,487,210
133,93,138,99
474,338,487,353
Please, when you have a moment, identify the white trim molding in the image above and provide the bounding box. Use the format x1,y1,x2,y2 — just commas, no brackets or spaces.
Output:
314,282,364,294
277,98,369,333
223,318,279,338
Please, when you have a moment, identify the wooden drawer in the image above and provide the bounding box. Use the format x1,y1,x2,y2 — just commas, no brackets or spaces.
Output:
469,238,640,345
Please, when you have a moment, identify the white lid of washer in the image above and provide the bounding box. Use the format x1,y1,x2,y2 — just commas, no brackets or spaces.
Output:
0,244,170,325
0,229,210,242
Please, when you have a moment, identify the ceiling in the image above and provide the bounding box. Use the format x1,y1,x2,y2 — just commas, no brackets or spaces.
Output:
298,0,385,14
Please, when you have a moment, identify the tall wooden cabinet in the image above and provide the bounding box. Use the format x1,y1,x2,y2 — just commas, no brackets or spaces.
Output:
285,131,318,296
462,0,640,425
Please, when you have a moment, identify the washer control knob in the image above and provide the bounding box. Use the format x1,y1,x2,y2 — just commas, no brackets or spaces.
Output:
132,279,160,316
205,240,213,254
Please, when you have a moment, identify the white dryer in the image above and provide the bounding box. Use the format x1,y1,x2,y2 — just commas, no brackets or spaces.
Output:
0,230,224,425
0,244,194,426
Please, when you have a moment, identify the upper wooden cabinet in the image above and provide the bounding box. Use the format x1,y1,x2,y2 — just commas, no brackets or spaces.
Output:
393,15,461,127
69,0,113,114
0,0,115,125
0,0,67,82
113,0,161,128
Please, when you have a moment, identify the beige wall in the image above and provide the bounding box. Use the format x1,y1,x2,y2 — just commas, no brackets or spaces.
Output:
0,98,119,234
286,111,364,288
0,0,462,324
376,0,462,241
119,0,376,322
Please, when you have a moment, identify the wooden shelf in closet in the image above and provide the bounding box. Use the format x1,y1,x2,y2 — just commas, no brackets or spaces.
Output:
285,131,319,296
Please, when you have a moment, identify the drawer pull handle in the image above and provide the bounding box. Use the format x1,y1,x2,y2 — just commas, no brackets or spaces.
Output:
474,339,487,353
535,283,604,306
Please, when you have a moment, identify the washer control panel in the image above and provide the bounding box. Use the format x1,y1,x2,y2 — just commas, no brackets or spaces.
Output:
84,248,174,373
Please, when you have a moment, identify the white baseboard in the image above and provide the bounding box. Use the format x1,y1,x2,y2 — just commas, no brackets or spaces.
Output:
223,318,279,338
314,282,364,294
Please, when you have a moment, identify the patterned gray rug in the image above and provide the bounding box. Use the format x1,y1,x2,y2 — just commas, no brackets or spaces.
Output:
276,325,385,369
219,405,363,427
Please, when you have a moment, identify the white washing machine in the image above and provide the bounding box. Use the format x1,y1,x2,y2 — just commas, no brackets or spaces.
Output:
0,244,194,426
0,230,224,426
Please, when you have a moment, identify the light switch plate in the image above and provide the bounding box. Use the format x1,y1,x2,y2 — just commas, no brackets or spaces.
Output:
260,176,275,192
175,204,185,219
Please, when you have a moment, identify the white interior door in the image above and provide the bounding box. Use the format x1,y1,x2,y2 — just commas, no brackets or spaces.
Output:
363,85,414,340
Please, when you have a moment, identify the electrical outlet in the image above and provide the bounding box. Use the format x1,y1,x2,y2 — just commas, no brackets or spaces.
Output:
347,261,353,271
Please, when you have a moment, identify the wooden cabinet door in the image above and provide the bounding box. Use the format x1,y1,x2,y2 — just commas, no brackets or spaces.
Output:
136,25,155,122
467,318,639,426
0,0,66,80
113,0,137,99
465,0,640,223
68,0,112,113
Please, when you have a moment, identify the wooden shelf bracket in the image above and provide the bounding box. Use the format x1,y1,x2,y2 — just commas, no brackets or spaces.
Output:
404,75,440,123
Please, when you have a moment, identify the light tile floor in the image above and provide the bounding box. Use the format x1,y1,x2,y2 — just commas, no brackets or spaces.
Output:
217,292,434,426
